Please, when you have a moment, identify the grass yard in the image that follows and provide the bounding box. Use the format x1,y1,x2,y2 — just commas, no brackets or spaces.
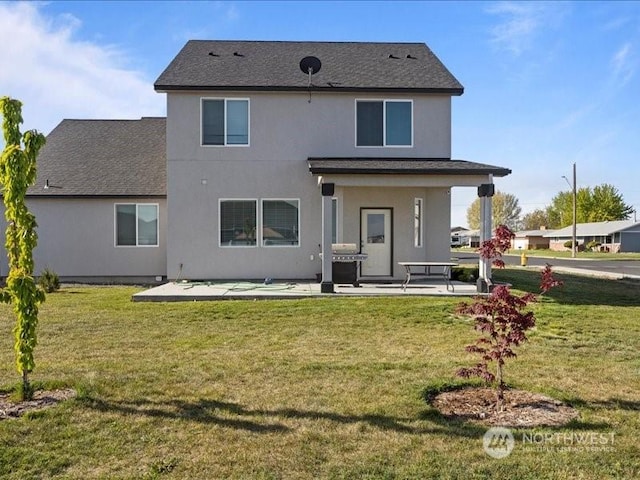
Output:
0,270,639,479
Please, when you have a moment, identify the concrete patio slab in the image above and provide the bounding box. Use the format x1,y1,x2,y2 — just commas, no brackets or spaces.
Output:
132,280,479,302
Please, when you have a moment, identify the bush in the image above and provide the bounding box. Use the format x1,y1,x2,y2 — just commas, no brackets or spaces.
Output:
450,267,479,283
563,240,575,249
39,268,60,293
586,240,601,251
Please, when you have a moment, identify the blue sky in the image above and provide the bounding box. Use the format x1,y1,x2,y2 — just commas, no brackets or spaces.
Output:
1,1,639,227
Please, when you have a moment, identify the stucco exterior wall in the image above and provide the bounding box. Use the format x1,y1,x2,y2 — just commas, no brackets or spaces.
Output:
166,91,452,161
165,90,458,280
0,198,167,281
339,187,451,279
167,170,452,281
166,160,322,280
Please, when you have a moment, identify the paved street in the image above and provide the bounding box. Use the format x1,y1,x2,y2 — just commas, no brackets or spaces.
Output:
454,251,640,279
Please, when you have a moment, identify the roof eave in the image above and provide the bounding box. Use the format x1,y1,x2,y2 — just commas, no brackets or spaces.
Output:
308,167,510,177
154,84,464,95
26,194,167,199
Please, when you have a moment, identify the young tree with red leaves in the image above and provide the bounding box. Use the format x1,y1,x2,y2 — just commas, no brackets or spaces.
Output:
456,225,562,410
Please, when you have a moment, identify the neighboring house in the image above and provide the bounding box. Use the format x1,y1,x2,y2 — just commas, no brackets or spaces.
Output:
463,229,481,248
8,40,512,286
450,226,480,248
451,228,480,248
545,220,640,253
512,228,551,250
450,226,468,247
15,118,167,283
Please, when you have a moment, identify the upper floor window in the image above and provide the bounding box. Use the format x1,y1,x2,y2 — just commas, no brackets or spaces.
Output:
356,100,412,147
115,204,159,247
202,98,249,146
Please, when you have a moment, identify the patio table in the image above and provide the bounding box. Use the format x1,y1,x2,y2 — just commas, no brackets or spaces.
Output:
398,261,459,292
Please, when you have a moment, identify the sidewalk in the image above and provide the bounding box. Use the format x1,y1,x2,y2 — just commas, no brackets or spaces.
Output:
533,265,640,281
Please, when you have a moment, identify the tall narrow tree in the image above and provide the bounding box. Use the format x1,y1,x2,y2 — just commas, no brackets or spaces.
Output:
0,97,46,400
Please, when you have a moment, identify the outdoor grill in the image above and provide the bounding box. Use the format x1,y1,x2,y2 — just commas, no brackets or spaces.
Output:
330,243,368,287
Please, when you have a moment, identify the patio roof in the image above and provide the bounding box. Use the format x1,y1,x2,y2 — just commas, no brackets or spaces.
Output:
308,158,511,177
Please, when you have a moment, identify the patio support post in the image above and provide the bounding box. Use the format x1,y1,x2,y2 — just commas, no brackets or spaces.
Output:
477,180,494,293
321,183,335,293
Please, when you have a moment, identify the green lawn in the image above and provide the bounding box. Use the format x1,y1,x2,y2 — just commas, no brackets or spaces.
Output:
0,271,639,479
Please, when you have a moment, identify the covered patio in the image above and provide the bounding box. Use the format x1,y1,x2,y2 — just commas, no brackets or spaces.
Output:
309,158,511,294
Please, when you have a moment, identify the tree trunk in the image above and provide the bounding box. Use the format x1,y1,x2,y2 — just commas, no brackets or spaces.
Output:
22,370,32,401
496,362,505,411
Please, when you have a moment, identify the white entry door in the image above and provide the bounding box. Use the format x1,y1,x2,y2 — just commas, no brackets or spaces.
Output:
360,208,392,276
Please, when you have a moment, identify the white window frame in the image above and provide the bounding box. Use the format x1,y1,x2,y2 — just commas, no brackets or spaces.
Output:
114,203,159,248
201,98,250,147
261,198,301,248
414,197,423,248
218,198,258,248
355,99,413,148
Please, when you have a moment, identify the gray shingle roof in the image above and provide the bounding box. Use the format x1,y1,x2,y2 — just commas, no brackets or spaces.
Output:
543,220,640,237
308,158,511,177
514,229,553,237
155,40,464,94
27,118,166,197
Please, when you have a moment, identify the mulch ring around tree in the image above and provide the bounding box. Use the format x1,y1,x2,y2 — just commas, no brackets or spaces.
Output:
0,389,77,420
430,387,579,427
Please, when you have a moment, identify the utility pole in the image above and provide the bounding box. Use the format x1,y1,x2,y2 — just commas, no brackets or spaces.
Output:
562,163,577,258
571,162,577,258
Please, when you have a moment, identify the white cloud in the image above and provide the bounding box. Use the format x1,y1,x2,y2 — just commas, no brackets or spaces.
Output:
486,1,568,57
224,3,239,22
601,16,631,32
610,42,636,86
487,2,539,56
0,3,165,136
553,103,597,131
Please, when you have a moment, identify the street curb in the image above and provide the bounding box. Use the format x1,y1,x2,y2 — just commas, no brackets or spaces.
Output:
519,265,640,281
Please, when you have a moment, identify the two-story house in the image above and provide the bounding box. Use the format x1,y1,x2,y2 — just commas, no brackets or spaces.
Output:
154,40,509,290
17,40,510,288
